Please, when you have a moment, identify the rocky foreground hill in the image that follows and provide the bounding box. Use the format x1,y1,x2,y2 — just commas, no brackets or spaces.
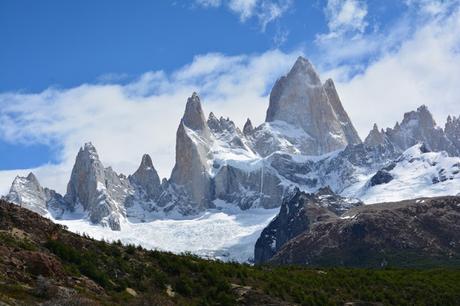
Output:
1,199,460,305
256,191,460,266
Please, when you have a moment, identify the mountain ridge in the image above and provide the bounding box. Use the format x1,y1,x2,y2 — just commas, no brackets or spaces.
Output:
2,57,460,263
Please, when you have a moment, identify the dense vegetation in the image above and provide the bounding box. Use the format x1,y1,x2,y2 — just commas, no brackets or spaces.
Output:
1,200,460,305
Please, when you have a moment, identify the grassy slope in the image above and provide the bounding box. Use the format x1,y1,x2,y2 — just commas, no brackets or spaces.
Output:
1,200,460,306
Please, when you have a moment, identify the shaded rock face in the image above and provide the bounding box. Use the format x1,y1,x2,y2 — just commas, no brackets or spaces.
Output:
129,154,161,202
364,124,389,147
213,164,284,210
369,170,393,186
243,118,254,136
323,79,361,146
265,57,361,155
269,196,460,267
254,188,362,264
445,115,460,151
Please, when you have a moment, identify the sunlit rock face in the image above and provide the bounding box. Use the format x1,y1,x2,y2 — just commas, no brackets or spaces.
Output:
265,56,361,155
384,105,458,155
169,93,214,212
64,142,130,230
3,172,65,216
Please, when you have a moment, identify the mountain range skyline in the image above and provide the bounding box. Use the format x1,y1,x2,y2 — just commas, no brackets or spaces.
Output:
1,60,459,196
1,1,460,196
4,56,460,232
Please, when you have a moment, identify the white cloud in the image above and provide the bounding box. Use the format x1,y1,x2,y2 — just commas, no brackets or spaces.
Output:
333,3,460,137
0,50,299,194
228,0,258,21
196,0,222,7
273,27,289,47
195,0,292,30
405,0,460,16
319,0,368,41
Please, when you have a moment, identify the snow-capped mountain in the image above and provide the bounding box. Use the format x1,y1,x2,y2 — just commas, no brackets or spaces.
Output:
3,56,460,262
4,172,65,216
348,143,460,204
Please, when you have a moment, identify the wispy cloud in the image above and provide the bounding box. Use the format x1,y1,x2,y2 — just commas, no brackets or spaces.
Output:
195,0,292,30
332,2,460,139
318,0,368,41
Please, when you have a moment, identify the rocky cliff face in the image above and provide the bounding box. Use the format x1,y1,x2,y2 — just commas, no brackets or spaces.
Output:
265,57,361,155
269,196,460,267
377,106,459,156
254,188,362,264
129,154,161,203
168,93,214,212
64,143,129,230
445,115,460,152
2,173,65,216
364,124,389,147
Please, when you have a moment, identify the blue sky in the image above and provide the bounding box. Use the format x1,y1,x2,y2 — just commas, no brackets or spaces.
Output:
1,0,410,93
0,0,459,193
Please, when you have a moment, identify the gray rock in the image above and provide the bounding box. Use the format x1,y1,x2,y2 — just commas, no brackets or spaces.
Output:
64,143,127,230
323,78,361,146
243,118,254,136
3,172,66,216
365,123,390,147
265,56,361,155
213,164,284,210
254,187,362,264
384,105,458,156
129,154,161,202
169,94,214,212
369,170,393,186
445,115,460,153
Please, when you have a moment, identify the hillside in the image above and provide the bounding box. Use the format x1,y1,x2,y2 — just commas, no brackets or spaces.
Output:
1,200,460,305
266,193,460,267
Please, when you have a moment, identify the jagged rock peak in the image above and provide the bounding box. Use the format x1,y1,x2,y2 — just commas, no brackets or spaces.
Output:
402,105,436,127
364,123,386,146
243,118,254,135
130,154,161,200
78,142,100,161
26,172,40,187
139,154,154,170
382,105,460,155
3,171,65,216
182,92,208,131
265,56,361,155
208,111,217,121
323,78,362,145
445,114,460,152
289,56,321,86
323,78,337,91
207,111,220,131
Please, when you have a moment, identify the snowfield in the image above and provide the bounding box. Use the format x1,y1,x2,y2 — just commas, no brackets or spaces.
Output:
344,144,460,204
53,201,279,263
